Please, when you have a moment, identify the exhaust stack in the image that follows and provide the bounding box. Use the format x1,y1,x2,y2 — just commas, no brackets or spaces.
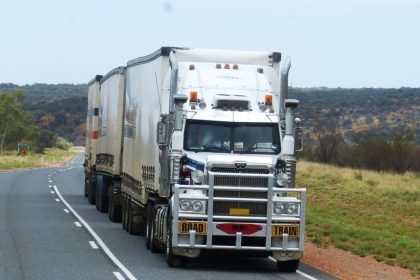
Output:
169,51,179,114
280,57,291,120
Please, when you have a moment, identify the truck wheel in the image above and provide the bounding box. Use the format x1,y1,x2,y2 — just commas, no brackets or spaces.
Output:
122,196,127,231
88,179,96,205
165,213,187,267
149,206,161,253
276,259,299,272
127,200,136,235
145,203,153,250
84,178,88,197
96,175,108,213
108,187,122,223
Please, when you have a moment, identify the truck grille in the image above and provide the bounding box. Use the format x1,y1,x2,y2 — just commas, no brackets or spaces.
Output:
211,167,270,217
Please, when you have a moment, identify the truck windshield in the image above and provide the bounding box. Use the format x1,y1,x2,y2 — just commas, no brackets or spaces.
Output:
184,120,280,154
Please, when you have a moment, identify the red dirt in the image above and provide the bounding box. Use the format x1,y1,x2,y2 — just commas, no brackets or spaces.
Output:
302,242,419,280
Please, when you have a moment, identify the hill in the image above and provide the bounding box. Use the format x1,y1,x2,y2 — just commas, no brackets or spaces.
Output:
1,84,419,146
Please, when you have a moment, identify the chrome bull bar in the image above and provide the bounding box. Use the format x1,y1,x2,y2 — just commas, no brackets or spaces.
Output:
172,170,306,251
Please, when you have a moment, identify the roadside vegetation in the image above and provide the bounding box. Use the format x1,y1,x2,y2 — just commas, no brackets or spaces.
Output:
0,147,80,170
297,161,420,276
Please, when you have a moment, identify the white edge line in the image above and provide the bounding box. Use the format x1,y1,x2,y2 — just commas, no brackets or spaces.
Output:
53,185,136,280
89,241,99,249
269,257,320,280
296,270,321,280
113,272,125,280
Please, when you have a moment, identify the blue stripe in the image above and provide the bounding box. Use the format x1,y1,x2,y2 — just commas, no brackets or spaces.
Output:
186,158,205,171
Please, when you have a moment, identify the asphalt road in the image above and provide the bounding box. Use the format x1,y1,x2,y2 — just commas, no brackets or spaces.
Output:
0,155,339,280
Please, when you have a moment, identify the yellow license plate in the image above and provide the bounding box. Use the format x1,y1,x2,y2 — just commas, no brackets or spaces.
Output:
229,208,250,216
179,222,207,235
272,225,299,237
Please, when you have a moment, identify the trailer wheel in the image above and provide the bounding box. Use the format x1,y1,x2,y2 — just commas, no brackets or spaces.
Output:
108,187,119,222
96,175,108,213
127,200,136,235
165,212,187,267
122,196,128,231
88,178,96,205
145,203,153,250
276,259,300,272
84,177,88,198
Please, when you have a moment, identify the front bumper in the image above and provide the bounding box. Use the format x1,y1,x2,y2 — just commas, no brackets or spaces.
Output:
172,183,306,253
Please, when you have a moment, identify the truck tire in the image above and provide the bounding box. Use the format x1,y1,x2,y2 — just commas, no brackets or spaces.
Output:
127,200,136,235
145,203,153,250
96,175,108,213
276,259,299,272
149,205,161,253
108,187,122,223
88,179,96,205
84,177,88,197
165,212,187,267
122,196,128,231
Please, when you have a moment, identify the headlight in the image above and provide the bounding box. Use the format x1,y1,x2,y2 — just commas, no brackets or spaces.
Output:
192,200,203,212
180,200,192,211
191,170,204,184
276,173,289,187
286,203,298,215
273,202,285,215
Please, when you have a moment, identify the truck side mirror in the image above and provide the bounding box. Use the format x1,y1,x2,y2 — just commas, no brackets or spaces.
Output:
294,118,303,152
156,120,167,150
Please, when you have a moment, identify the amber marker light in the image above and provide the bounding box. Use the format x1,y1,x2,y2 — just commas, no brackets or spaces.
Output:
190,91,198,102
265,95,273,106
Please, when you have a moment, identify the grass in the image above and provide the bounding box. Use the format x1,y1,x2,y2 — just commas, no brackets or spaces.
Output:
0,147,81,170
297,161,420,276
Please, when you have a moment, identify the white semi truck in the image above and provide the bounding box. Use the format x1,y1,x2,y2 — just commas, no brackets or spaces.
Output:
85,47,306,272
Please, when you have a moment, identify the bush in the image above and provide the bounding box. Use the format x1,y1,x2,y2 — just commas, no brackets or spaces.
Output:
55,137,72,151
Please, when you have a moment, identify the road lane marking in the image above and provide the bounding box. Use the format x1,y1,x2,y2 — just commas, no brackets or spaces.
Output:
74,222,82,227
269,257,320,280
89,241,99,249
49,185,52,188
296,270,321,280
64,209,70,213
113,272,125,280
51,191,55,194
55,198,60,202
53,185,137,280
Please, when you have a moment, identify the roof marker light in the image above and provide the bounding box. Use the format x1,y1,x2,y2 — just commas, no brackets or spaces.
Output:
257,68,264,74
216,64,221,69
265,95,273,106
189,64,195,70
224,64,230,69
190,91,198,102
233,64,239,70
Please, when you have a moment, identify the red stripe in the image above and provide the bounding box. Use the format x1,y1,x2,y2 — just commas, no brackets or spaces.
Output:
87,131,98,139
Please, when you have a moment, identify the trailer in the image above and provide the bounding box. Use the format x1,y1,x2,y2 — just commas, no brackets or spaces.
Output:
84,75,102,204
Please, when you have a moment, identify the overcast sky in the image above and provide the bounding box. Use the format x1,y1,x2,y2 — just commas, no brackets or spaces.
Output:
1,0,419,88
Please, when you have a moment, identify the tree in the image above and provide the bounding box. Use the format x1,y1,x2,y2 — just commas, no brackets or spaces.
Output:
0,90,37,155
313,121,344,164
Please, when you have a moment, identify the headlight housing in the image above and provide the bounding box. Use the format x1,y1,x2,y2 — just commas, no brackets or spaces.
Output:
191,170,204,184
273,202,299,216
179,199,206,213
276,172,289,187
